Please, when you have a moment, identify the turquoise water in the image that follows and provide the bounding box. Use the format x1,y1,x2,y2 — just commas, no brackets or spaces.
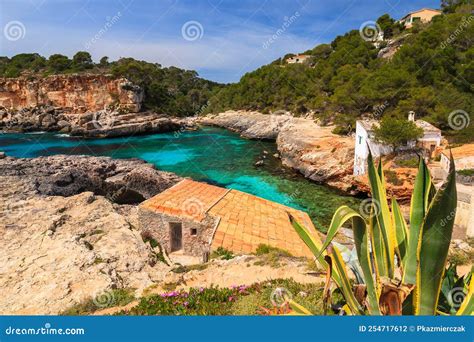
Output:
0,127,360,230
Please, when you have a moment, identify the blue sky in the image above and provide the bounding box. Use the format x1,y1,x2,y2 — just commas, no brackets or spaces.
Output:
1,0,441,83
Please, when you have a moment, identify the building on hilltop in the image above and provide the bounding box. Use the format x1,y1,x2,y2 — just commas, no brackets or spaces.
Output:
138,179,314,260
286,54,311,64
399,8,442,29
353,111,442,176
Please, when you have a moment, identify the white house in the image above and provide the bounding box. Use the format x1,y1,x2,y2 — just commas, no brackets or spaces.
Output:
353,112,442,175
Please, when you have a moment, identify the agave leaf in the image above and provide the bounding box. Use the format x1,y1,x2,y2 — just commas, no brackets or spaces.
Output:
367,151,395,278
415,155,457,315
457,267,474,316
353,215,381,315
392,198,408,270
329,245,365,315
288,300,312,315
289,214,342,287
317,206,366,258
323,255,333,314
404,157,433,284
369,205,387,278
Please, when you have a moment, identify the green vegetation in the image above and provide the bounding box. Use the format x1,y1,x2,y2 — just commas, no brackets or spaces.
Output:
210,247,234,260
253,244,294,268
373,116,423,150
171,263,209,274
0,52,220,117
255,244,292,257
207,3,473,142
61,288,135,315
290,151,473,315
458,169,474,176
117,279,326,315
384,170,404,186
395,156,421,168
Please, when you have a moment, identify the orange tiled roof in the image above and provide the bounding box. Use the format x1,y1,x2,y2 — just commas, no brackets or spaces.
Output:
209,189,314,258
441,144,474,159
140,179,229,222
140,179,315,257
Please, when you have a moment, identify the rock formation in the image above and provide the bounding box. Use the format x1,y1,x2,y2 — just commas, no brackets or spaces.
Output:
0,155,182,204
0,154,185,314
0,74,143,113
0,74,183,137
202,110,415,199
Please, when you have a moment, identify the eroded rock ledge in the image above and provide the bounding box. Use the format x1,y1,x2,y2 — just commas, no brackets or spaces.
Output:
0,154,186,314
0,154,182,203
201,111,414,201
0,74,184,138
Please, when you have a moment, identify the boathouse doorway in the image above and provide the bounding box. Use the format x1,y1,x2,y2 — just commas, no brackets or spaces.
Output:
170,222,183,252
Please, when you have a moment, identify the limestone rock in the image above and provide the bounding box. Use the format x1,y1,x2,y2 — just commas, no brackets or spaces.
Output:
0,155,182,204
0,180,170,314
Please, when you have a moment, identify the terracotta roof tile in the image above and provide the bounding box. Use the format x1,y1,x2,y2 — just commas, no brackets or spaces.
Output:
141,179,316,258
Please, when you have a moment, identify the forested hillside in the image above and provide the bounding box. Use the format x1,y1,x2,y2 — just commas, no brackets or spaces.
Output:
207,2,473,142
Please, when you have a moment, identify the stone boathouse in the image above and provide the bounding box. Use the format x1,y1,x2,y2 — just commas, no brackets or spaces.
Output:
138,179,314,259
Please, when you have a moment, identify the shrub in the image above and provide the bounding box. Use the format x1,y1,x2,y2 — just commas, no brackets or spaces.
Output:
211,247,234,260
61,288,135,315
255,244,292,257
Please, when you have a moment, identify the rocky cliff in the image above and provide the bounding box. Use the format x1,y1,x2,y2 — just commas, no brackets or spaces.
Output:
0,74,143,113
202,111,415,200
0,154,184,314
0,74,183,137
0,154,182,203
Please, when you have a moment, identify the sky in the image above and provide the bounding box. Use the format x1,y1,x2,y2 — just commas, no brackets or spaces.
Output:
1,0,441,83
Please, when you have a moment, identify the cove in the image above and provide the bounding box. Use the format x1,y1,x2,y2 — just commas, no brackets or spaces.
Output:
0,127,360,230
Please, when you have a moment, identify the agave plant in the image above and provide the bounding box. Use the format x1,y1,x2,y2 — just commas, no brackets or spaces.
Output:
289,152,473,315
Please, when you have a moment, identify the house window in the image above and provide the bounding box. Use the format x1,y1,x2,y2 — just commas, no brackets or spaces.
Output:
191,228,197,236
358,136,363,145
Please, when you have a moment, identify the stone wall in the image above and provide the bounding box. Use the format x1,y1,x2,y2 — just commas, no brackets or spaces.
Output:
0,74,143,113
454,185,474,239
138,208,217,257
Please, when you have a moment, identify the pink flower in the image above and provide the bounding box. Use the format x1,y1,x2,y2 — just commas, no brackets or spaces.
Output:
228,296,234,302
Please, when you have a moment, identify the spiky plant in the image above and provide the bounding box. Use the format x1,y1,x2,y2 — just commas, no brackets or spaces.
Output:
289,152,473,315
